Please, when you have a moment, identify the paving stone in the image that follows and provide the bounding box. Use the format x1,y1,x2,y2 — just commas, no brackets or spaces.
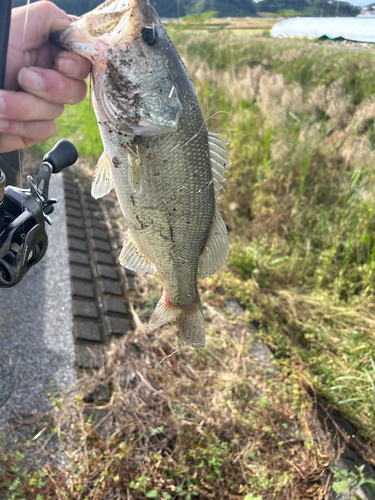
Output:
103,297,128,315
76,344,103,369
68,237,88,252
72,281,95,299
84,384,111,403
67,226,86,240
107,316,132,336
92,239,111,252
97,265,118,280
75,321,102,342
126,276,137,291
94,251,115,265
66,216,84,229
69,251,90,266
64,182,79,192
85,199,100,209
89,228,108,242
65,194,80,204
65,199,81,210
99,279,122,296
88,219,107,230
66,207,82,218
71,265,92,281
73,300,98,319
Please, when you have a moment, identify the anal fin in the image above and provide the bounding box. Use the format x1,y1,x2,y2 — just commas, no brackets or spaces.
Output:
198,205,229,279
119,230,157,274
91,151,114,199
149,293,180,330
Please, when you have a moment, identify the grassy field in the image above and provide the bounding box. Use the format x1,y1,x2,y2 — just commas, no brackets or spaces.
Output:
3,21,375,500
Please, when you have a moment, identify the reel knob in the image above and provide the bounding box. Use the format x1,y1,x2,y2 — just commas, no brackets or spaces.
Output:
43,139,78,173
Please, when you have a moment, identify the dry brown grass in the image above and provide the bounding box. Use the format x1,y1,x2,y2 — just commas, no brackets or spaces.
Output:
0,286,339,499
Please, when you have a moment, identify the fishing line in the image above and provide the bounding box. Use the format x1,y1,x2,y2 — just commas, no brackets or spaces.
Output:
22,0,32,45
21,0,35,231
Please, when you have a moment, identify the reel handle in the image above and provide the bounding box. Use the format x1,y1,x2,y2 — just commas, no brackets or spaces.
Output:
43,139,78,173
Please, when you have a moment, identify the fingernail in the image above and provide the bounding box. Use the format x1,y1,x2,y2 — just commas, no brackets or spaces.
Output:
0,119,9,131
0,97,6,116
18,68,45,91
55,57,79,76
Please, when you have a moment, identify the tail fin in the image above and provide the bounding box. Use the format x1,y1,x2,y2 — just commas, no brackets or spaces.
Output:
148,294,206,349
177,304,205,349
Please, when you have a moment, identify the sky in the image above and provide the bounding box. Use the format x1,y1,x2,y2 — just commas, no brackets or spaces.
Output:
347,0,372,5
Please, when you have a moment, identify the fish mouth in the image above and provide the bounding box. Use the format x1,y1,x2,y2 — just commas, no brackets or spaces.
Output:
51,0,161,67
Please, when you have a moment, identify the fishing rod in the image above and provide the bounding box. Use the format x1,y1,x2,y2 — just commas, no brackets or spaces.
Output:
0,0,78,287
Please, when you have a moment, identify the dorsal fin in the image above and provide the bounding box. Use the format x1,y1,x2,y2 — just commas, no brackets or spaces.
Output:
91,151,114,199
208,131,230,196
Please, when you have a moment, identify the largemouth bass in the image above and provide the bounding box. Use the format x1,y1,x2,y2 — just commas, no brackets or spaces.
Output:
52,0,229,348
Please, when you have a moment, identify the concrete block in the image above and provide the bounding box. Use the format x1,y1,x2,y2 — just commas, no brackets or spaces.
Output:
73,300,98,319
107,316,132,335
70,265,92,281
72,281,95,299
94,251,115,265
92,239,111,252
68,238,88,252
99,279,122,296
69,251,90,266
76,344,103,369
103,297,128,315
75,321,102,342
97,265,118,280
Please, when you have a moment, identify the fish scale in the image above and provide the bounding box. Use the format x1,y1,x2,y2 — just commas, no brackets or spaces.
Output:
52,0,229,348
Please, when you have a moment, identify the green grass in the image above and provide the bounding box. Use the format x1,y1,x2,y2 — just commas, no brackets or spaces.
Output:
166,29,375,443
36,27,375,443
31,93,102,160
4,26,375,500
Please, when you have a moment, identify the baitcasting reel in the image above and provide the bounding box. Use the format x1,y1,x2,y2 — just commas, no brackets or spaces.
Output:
0,140,78,288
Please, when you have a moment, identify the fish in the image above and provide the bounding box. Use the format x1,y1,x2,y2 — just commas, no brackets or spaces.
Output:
52,0,230,348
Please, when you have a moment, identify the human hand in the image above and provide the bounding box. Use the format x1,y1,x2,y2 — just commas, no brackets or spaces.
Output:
0,1,91,153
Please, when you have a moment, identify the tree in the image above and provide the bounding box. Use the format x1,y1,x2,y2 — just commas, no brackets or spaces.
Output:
256,0,360,16
191,0,257,17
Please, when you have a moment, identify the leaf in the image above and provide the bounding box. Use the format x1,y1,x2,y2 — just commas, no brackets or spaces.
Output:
146,491,161,499
162,494,172,500
332,480,350,493
244,496,263,500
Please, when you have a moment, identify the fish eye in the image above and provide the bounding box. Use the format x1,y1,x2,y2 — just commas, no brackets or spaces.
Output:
141,27,158,46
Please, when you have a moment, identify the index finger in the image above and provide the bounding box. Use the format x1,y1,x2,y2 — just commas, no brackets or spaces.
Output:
9,1,74,52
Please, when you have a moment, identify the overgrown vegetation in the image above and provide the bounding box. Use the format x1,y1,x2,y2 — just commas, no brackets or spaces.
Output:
3,23,375,500
167,31,375,442
0,322,337,499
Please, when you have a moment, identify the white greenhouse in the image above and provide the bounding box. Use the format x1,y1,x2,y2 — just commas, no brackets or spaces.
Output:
271,17,375,43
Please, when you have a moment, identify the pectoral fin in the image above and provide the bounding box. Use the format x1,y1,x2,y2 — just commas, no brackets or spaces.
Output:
119,230,157,275
91,151,114,199
128,153,143,194
198,205,229,279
